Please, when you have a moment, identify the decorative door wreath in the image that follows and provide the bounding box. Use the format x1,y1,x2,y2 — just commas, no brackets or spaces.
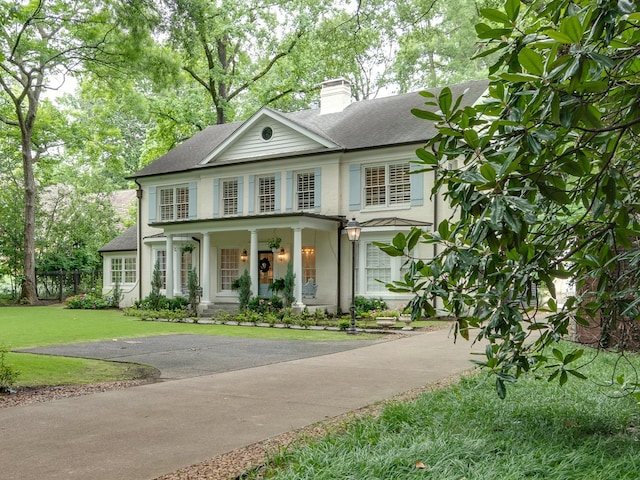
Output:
259,257,271,273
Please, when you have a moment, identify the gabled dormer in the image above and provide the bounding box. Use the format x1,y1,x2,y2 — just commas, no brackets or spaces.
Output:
200,108,338,165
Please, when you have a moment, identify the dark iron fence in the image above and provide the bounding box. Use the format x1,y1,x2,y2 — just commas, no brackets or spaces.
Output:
36,270,103,302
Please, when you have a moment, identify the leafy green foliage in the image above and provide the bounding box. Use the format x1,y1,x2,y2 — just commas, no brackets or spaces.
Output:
231,270,252,310
149,261,163,310
0,346,20,393
247,296,283,314
65,292,112,310
187,268,199,315
354,296,388,316
283,263,296,308
382,0,640,396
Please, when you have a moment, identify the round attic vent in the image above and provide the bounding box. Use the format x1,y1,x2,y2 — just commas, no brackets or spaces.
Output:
261,126,273,141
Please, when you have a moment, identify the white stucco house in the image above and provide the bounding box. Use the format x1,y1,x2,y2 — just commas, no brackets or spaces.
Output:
100,78,488,312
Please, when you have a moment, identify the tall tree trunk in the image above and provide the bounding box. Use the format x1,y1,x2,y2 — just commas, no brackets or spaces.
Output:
20,141,38,303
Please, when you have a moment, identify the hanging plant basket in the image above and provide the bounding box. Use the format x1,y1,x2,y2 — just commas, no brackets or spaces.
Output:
266,237,281,250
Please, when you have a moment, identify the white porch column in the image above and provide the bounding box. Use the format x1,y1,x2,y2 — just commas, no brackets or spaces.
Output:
201,232,211,303
293,227,304,309
173,242,181,296
165,234,174,299
250,229,259,296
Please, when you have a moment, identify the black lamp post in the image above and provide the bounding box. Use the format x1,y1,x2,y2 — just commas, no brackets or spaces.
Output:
346,217,361,335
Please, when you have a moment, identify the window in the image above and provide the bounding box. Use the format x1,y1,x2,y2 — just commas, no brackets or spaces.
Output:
124,258,136,283
296,172,315,210
261,126,273,141
219,248,239,291
222,179,238,216
258,176,276,213
111,258,122,284
364,162,410,207
302,246,316,282
365,243,391,292
180,250,193,290
111,257,136,285
159,185,189,221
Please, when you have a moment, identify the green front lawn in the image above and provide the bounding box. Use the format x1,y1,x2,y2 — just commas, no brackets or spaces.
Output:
4,352,158,386
0,305,375,388
1,305,375,350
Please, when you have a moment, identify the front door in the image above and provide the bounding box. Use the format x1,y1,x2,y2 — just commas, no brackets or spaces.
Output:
258,251,274,297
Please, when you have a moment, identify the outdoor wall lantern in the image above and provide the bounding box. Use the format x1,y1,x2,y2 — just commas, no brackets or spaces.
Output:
345,217,361,335
240,249,248,262
278,248,286,261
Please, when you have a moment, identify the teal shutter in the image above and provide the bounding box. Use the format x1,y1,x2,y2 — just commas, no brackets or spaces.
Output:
189,182,197,219
274,172,282,213
237,177,244,215
148,186,157,223
285,171,293,212
314,167,321,213
410,163,424,206
349,164,361,211
213,179,219,218
248,175,255,214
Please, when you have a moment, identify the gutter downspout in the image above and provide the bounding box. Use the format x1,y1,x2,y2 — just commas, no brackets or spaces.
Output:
337,222,343,313
135,180,143,301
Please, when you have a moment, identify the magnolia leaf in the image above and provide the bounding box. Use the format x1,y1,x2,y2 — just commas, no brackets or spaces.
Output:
480,8,510,24
416,148,438,165
518,47,544,76
498,72,540,83
411,108,441,121
560,15,584,43
415,461,427,469
544,29,574,44
505,0,520,21
438,87,453,116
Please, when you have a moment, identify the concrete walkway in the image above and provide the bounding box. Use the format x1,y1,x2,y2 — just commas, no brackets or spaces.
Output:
0,329,482,480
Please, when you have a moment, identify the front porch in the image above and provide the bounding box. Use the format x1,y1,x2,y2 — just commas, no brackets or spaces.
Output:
144,213,346,312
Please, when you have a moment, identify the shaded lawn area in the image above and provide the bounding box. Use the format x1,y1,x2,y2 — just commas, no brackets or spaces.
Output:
0,305,375,387
255,345,640,480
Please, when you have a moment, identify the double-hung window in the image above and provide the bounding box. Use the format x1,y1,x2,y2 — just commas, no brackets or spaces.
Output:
365,243,391,292
159,185,189,221
111,257,137,285
219,248,239,291
296,172,315,210
258,176,276,213
364,162,410,208
302,246,316,282
222,179,238,216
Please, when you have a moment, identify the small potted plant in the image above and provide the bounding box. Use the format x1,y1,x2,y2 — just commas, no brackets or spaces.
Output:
373,309,398,328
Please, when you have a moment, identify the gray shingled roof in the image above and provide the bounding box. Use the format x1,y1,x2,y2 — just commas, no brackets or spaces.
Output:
99,225,137,253
132,79,488,178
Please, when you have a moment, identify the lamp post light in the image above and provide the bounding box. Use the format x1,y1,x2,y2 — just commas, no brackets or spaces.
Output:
346,217,361,335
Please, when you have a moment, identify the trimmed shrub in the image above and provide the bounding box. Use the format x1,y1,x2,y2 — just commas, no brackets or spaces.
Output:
65,292,111,309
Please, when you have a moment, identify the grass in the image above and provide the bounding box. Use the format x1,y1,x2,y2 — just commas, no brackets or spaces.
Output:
0,305,376,387
5,352,158,386
1,305,377,349
253,344,640,480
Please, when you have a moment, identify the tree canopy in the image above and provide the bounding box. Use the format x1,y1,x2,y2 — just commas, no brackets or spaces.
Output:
383,0,640,398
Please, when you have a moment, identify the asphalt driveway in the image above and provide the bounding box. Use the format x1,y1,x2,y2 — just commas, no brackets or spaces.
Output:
17,334,385,380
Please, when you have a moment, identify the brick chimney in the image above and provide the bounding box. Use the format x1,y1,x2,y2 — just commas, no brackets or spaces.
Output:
320,78,352,115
